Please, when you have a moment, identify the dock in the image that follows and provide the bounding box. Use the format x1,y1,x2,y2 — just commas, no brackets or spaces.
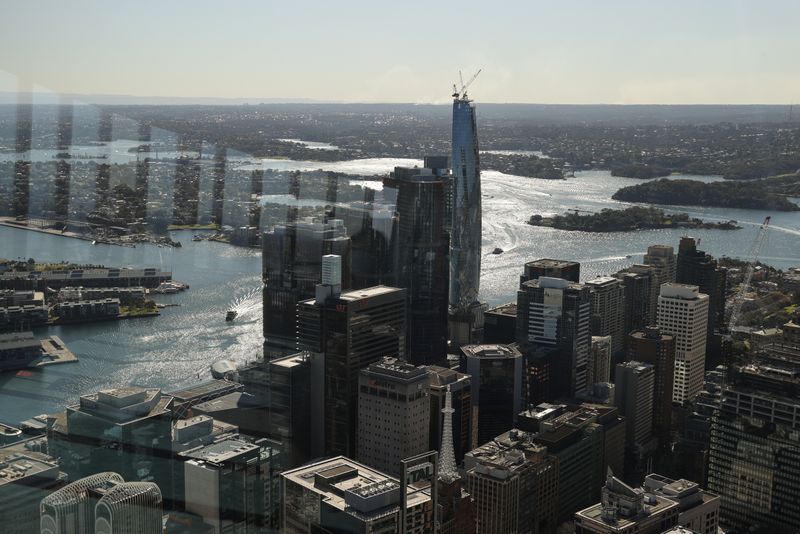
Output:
34,336,78,367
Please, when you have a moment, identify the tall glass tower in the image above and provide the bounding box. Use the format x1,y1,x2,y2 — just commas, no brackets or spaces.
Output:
449,96,481,314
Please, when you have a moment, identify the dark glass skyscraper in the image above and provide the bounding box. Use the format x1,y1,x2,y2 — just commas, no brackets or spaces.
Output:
449,97,481,314
386,160,450,364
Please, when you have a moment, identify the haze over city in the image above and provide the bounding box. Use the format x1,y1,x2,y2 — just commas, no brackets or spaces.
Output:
2,0,800,104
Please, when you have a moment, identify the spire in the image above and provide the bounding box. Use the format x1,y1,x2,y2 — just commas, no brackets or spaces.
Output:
438,385,459,482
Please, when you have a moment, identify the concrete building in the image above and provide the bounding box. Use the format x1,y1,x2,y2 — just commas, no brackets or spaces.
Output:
590,336,612,385
465,430,558,534
643,245,677,286
628,328,676,444
357,357,430,477
298,283,407,458
183,436,279,533
528,407,606,522
460,344,523,446
267,352,311,469
424,365,472,462
0,267,171,291
521,258,581,285
657,284,709,403
516,276,592,398
574,470,679,534
52,298,121,320
0,449,66,534
643,474,720,534
281,456,433,534
587,276,626,361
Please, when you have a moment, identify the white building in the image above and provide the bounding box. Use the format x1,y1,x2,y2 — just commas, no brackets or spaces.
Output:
656,284,709,403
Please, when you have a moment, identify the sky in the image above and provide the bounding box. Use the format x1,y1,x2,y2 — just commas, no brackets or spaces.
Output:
1,0,799,104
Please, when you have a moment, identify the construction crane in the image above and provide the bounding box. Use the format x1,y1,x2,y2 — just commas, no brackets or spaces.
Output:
727,216,771,337
452,69,482,100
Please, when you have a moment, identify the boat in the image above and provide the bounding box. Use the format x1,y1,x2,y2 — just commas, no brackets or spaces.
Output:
192,235,202,242
226,310,237,322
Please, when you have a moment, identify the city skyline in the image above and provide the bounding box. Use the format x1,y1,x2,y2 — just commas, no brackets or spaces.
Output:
1,0,800,104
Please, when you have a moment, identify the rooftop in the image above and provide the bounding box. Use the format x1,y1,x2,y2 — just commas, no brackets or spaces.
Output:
0,452,61,487
282,456,429,516
183,437,260,464
461,343,521,360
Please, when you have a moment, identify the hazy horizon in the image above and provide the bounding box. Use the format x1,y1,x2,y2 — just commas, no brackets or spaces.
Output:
2,0,799,105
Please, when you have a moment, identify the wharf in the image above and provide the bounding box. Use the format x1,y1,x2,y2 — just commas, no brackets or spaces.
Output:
34,336,78,367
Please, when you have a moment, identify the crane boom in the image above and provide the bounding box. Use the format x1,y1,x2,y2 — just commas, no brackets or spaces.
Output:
727,216,771,335
453,69,482,100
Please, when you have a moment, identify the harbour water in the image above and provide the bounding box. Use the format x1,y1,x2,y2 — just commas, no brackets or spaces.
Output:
1,163,799,424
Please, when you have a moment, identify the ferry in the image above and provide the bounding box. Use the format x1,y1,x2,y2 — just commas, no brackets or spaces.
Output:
225,310,237,322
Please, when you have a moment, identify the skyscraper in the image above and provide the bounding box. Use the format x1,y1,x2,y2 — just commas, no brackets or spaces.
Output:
297,283,407,458
589,336,612,385
628,327,676,445
460,344,523,446
676,237,727,356
586,276,626,361
449,93,483,346
644,245,677,324
357,357,430,477
615,266,655,345
516,276,592,398
465,430,559,534
386,162,450,364
657,284,709,403
614,360,656,480
262,216,351,357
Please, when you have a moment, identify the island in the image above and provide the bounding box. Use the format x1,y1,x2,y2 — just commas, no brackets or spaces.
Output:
527,206,741,232
611,178,800,211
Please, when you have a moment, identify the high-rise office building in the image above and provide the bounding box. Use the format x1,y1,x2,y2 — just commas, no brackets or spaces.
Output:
520,259,580,285
0,450,65,534
40,473,162,534
298,283,406,458
424,365,473,462
483,302,518,344
528,407,605,522
587,276,626,361
707,345,800,532
465,430,559,534
516,276,592,398
644,245,677,285
386,162,450,364
657,284,709,403
460,344,523,446
614,361,655,451
357,357,430,477
281,456,433,534
574,470,680,534
267,352,311,469
262,216,351,356
615,266,655,345
449,93,483,346
183,436,279,533
614,361,656,480
676,237,727,356
46,387,175,506
628,327,676,444
589,336,612,385
333,199,398,289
